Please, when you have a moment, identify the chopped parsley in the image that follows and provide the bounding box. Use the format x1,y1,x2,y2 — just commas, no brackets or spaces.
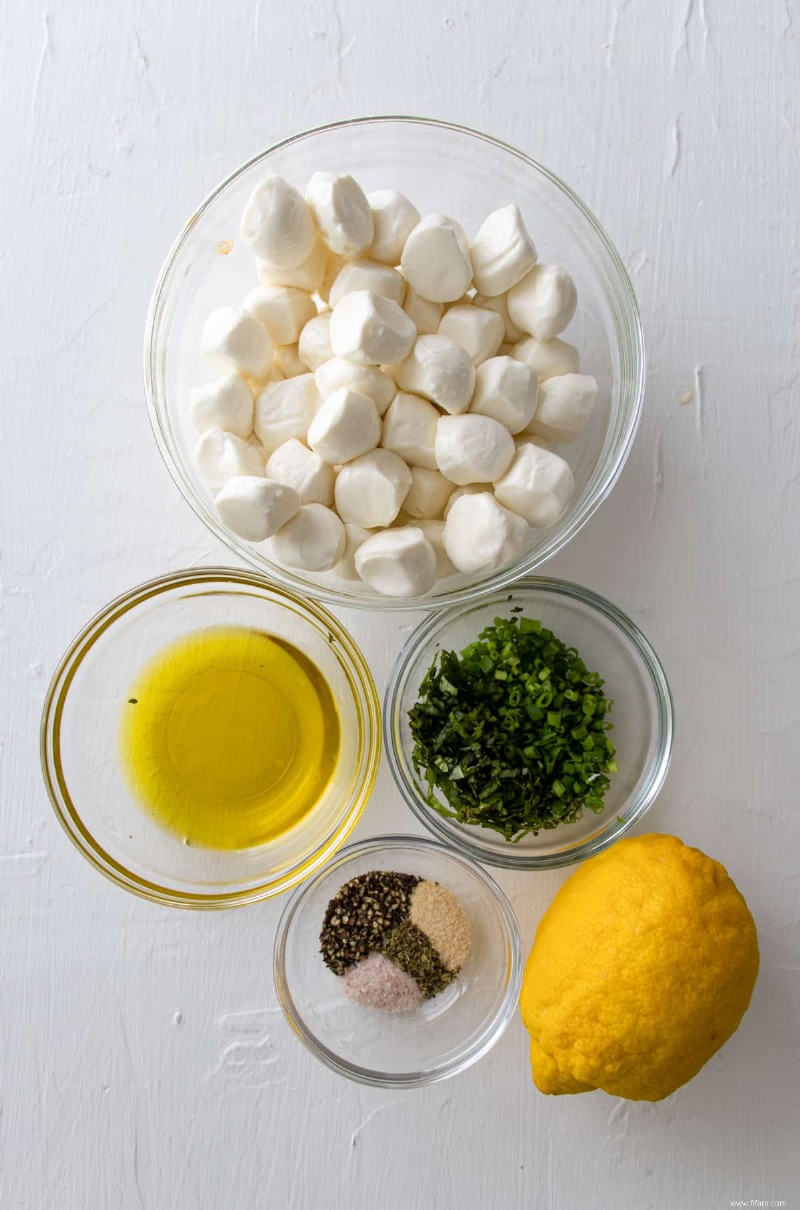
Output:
408,615,616,841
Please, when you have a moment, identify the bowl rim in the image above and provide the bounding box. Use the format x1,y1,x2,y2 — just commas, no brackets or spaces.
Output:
272,832,523,1088
39,566,381,908
144,114,646,611
383,576,674,869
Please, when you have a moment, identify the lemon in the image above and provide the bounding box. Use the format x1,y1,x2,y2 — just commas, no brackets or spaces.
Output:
520,833,759,1101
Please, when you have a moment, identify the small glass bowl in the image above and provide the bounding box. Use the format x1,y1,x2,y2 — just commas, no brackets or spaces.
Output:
384,579,673,870
145,115,644,610
273,834,522,1087
40,569,380,907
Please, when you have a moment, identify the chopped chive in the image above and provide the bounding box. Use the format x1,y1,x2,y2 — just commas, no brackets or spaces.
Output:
408,614,616,842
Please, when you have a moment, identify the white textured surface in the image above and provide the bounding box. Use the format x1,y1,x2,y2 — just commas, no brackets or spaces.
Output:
2,1,799,1206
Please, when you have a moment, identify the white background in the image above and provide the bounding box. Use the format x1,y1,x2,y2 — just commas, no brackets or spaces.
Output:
2,1,799,1206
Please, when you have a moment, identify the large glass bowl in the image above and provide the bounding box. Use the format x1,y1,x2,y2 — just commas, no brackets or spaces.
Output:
40,569,380,907
384,579,673,869
273,835,522,1087
145,116,644,609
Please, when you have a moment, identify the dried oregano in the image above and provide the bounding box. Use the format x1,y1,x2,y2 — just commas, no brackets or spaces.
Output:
377,919,454,999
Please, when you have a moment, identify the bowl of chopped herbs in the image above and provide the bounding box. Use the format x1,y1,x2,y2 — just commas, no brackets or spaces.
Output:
384,579,673,869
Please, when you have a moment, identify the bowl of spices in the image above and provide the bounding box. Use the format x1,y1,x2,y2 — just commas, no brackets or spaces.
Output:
40,568,380,906
384,578,673,870
273,835,522,1087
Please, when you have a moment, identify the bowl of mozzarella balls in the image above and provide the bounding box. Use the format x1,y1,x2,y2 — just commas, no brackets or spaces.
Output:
146,118,643,606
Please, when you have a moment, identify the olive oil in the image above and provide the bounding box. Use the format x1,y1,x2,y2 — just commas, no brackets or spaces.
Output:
121,627,340,850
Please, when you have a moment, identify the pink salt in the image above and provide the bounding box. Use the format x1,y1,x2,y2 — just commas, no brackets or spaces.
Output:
342,952,423,1013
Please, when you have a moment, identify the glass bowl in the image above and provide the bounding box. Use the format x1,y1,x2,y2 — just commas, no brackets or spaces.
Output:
273,834,522,1087
145,116,644,609
384,578,673,869
40,569,380,907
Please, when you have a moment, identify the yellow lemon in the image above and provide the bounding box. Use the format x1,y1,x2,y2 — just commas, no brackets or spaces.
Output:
520,833,759,1101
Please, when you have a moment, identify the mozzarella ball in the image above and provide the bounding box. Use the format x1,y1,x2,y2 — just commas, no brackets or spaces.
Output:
445,292,475,311
415,519,456,577
400,215,473,303
515,432,551,450
402,467,454,519
329,290,416,365
298,313,333,371
194,428,265,490
527,373,598,443
334,448,412,527
256,239,329,292
381,392,440,469
507,264,577,340
443,492,528,573
469,203,537,296
469,355,537,434
511,335,580,381
243,285,316,346
306,172,374,258
403,286,444,335
329,524,371,581
314,358,396,415
438,304,504,364
215,476,300,541
254,374,321,452
265,438,335,505
392,334,475,414
239,176,317,269
273,343,307,378
494,442,575,527
354,527,437,597
473,291,524,343
202,306,274,380
271,503,345,572
318,252,347,305
329,259,406,308
307,387,381,465
443,483,485,519
189,374,254,438
368,190,421,264
435,414,515,485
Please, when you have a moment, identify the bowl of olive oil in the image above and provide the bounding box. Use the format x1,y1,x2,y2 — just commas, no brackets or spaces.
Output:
41,569,380,907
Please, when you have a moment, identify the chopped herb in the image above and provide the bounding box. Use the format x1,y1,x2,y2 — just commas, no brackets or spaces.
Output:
408,615,616,841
